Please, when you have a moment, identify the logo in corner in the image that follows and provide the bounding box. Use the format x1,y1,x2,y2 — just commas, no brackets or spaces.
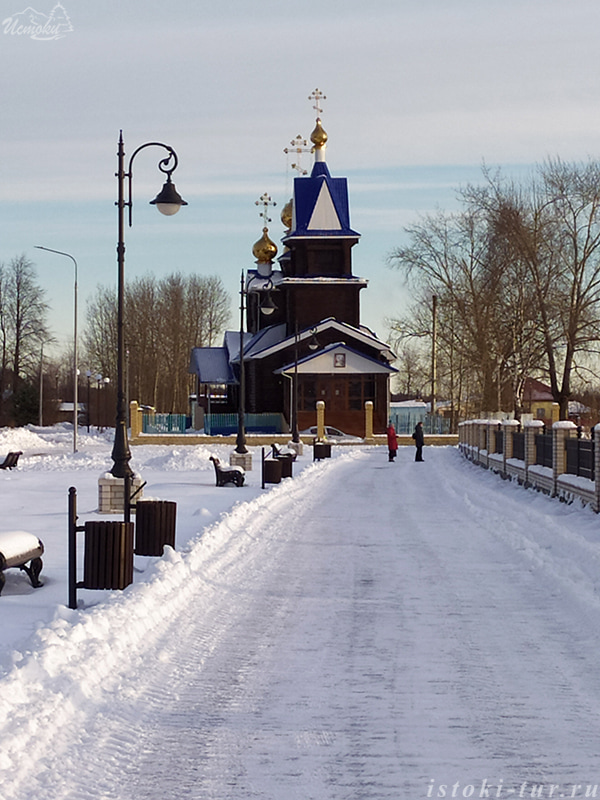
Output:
3,2,73,40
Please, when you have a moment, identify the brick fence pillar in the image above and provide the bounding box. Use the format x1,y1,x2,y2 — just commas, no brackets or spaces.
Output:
552,420,577,497
594,424,600,512
524,420,545,485
502,419,520,476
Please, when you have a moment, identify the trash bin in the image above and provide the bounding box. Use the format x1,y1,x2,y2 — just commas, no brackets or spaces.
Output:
83,521,134,590
277,455,293,478
263,458,282,484
313,441,332,460
134,500,177,556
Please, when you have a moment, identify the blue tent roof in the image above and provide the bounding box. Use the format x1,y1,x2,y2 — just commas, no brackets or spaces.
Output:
284,160,360,240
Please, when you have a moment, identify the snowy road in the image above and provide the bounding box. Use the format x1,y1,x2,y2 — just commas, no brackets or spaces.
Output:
5,446,600,799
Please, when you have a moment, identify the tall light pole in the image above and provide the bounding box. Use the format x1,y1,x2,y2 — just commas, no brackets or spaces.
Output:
431,294,437,426
35,246,78,453
234,273,276,458
235,271,248,455
112,131,187,480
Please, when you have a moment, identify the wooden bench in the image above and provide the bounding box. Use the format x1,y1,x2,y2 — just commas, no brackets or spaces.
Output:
209,456,245,487
0,451,22,470
271,443,297,461
0,531,44,595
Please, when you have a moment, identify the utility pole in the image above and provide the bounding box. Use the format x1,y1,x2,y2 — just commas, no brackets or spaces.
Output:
431,295,437,422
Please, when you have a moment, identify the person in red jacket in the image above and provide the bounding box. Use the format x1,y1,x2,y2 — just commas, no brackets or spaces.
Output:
386,422,398,462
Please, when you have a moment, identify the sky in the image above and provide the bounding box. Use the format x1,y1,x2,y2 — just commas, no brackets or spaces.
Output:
3,430,600,796
2,0,600,362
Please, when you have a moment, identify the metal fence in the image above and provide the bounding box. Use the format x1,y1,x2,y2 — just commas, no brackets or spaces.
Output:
512,431,525,461
142,413,187,434
204,413,284,435
391,414,451,435
565,438,595,481
535,433,553,468
495,429,504,454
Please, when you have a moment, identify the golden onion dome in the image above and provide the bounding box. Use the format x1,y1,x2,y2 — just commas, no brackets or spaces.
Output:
252,227,278,263
280,198,293,229
310,118,328,149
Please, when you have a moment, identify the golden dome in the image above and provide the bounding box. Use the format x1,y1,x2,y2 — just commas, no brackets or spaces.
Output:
280,198,293,230
310,118,328,150
252,227,278,263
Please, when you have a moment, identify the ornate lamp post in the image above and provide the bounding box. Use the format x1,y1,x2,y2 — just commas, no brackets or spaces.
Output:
235,270,248,457
111,131,187,480
34,246,78,453
231,196,277,471
233,272,276,464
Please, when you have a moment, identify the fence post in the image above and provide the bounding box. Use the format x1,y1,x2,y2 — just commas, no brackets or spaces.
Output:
364,401,375,443
316,400,326,440
594,424,600,512
524,420,544,486
502,419,520,477
477,420,488,467
552,420,577,497
130,400,141,438
469,420,476,459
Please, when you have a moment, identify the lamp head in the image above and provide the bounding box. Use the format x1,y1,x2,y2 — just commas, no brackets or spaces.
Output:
150,176,188,216
260,291,276,316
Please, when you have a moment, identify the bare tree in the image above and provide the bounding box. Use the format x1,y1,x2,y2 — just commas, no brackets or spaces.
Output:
472,160,600,418
83,272,230,414
4,255,49,386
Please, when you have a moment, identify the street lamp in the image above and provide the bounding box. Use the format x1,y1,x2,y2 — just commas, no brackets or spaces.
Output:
234,274,277,457
96,374,103,430
34,246,78,453
111,131,187,480
86,370,92,432
291,325,319,445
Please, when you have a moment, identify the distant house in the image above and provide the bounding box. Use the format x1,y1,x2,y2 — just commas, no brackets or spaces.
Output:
522,378,559,424
189,111,396,436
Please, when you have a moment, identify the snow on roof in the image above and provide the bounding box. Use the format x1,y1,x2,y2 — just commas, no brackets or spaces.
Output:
189,347,236,384
390,400,428,408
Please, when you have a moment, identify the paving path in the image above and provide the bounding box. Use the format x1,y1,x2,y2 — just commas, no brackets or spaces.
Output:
6,446,600,800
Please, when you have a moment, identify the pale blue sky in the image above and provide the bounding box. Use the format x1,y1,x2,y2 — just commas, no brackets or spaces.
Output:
2,0,600,360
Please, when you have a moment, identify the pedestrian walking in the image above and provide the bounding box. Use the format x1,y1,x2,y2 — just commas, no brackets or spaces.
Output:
386,422,398,462
412,421,425,461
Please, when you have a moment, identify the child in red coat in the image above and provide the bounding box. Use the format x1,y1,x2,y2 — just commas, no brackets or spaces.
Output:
386,423,398,462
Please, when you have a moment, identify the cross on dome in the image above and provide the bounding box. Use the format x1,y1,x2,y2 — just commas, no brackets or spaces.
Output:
309,88,326,118
255,192,276,227
284,134,310,175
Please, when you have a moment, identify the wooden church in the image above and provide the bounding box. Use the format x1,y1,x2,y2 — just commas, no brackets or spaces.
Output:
189,98,396,437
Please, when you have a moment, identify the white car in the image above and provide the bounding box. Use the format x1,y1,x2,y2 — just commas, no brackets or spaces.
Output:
300,426,363,443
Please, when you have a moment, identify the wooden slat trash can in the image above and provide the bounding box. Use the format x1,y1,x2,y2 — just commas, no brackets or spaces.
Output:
134,500,177,556
83,521,134,590
277,455,293,478
263,458,282,484
313,441,332,461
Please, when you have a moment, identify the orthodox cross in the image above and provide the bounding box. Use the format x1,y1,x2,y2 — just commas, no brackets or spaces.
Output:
255,192,276,225
284,134,310,175
309,87,326,118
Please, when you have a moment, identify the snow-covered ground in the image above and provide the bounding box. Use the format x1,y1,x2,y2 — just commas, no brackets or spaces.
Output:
2,426,600,799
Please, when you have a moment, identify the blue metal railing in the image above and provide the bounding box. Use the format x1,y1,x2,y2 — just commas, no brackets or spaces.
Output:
142,413,187,434
204,413,284,435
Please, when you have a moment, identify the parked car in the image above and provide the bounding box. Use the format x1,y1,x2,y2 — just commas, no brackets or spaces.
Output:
299,426,363,443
